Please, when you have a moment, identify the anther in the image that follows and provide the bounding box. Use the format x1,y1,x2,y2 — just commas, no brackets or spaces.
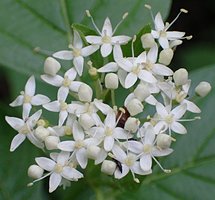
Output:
145,4,152,10
86,10,91,17
180,8,188,13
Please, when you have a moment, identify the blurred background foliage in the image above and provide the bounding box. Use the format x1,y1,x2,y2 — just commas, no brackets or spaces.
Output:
0,0,215,200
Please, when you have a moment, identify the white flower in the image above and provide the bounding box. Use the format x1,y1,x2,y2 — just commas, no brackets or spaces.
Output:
10,76,50,119
5,110,44,151
53,30,99,76
86,16,131,57
112,145,152,182
35,151,83,193
41,68,82,101
195,81,212,97
57,121,99,169
127,125,173,172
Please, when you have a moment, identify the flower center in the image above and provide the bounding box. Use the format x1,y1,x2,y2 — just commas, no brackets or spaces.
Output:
175,91,186,103
64,126,72,136
24,94,32,103
144,62,153,71
54,164,63,173
20,124,30,134
72,48,81,57
63,76,71,87
102,35,111,43
75,140,84,149
132,65,141,75
124,154,136,167
165,114,174,124
105,127,113,136
160,31,167,37
143,144,152,154
85,103,94,114
60,101,68,111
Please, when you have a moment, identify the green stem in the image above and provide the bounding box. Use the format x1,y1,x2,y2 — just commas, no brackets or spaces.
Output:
111,89,116,106
94,79,103,99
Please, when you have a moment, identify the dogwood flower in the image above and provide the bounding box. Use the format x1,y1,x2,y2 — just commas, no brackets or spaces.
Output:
10,76,50,119
5,110,44,151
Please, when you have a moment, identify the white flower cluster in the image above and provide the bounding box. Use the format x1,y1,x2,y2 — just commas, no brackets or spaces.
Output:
6,7,211,193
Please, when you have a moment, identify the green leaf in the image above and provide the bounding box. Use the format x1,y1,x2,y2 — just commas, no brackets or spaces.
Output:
116,65,215,200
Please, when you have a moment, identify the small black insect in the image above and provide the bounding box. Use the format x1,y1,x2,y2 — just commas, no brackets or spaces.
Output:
112,158,122,173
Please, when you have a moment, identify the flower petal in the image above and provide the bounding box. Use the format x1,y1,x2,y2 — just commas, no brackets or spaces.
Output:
147,44,158,63
10,95,24,107
73,30,83,49
22,103,32,119
58,141,75,152
41,75,63,87
111,36,131,44
112,145,126,162
43,101,60,112
182,99,201,113
104,136,114,151
27,132,44,149
140,154,152,171
73,56,84,76
62,166,83,179
101,43,112,57
5,116,24,131
171,104,187,119
85,36,102,44
113,44,123,61
10,133,26,152
76,148,88,169
154,12,165,31
125,73,137,88
31,94,50,105
156,102,168,117
171,122,187,134
153,64,173,76
81,45,99,57
57,151,70,165
25,76,35,96
58,87,69,102
166,31,185,39
70,81,82,92
138,70,157,83
127,141,143,154
159,36,169,49
73,121,84,140
35,157,55,171
98,62,118,73
104,111,116,128
53,50,73,60
114,164,129,179
59,110,68,126
65,68,77,81
102,17,112,36
49,173,62,193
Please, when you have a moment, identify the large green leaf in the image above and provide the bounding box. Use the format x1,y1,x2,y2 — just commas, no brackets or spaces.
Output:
0,0,172,77
116,65,215,200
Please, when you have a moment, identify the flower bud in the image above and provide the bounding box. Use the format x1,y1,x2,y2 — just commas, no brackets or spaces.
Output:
156,133,172,149
45,136,60,150
35,126,49,141
44,57,61,76
87,145,101,160
173,68,188,86
133,84,150,101
141,33,156,49
101,160,116,175
169,40,183,48
126,98,143,116
28,165,44,179
105,73,119,89
79,113,95,130
78,84,93,102
159,48,174,65
124,117,140,133
195,81,211,97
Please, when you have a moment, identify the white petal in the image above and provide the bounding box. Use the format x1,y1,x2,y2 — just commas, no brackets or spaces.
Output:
57,151,70,165
104,111,116,128
147,44,158,63
10,95,24,107
98,62,118,73
151,30,159,38
76,148,88,169
73,121,84,140
43,101,60,112
132,162,152,175
182,99,201,113
95,149,108,164
171,122,187,134
58,141,75,152
85,36,102,44
166,31,185,39
125,73,137,88
144,125,155,144
62,167,83,179
159,37,169,49
154,13,165,31
73,56,84,76
31,95,50,105
114,128,130,139
25,76,35,96
101,43,112,57
113,44,123,61
138,70,157,83
70,81,82,92
65,68,77,81
58,87,69,102
114,164,129,179
153,64,173,76
140,154,152,171
136,52,147,64
27,132,44,149
59,110,68,126
41,75,63,87
104,136,114,151
152,148,173,157
35,157,55,171
53,50,73,60
102,17,112,36
127,141,143,154
81,45,99,57
112,145,126,162
156,102,168,117
117,58,133,72
111,36,131,44
94,99,112,115
10,133,26,152
28,110,42,126
5,116,24,131
171,104,187,119
49,173,62,193
145,95,157,105
73,30,83,49
22,103,32,119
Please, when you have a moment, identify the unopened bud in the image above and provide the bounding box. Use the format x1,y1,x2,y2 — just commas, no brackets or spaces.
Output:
173,68,188,86
105,73,119,89
126,98,144,116
101,160,117,175
141,33,156,49
133,84,150,101
28,165,44,179
78,84,93,102
45,136,60,150
87,145,101,160
79,113,95,130
35,126,49,141
157,133,174,149
195,81,212,97
159,48,174,65
124,117,140,133
44,57,61,76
